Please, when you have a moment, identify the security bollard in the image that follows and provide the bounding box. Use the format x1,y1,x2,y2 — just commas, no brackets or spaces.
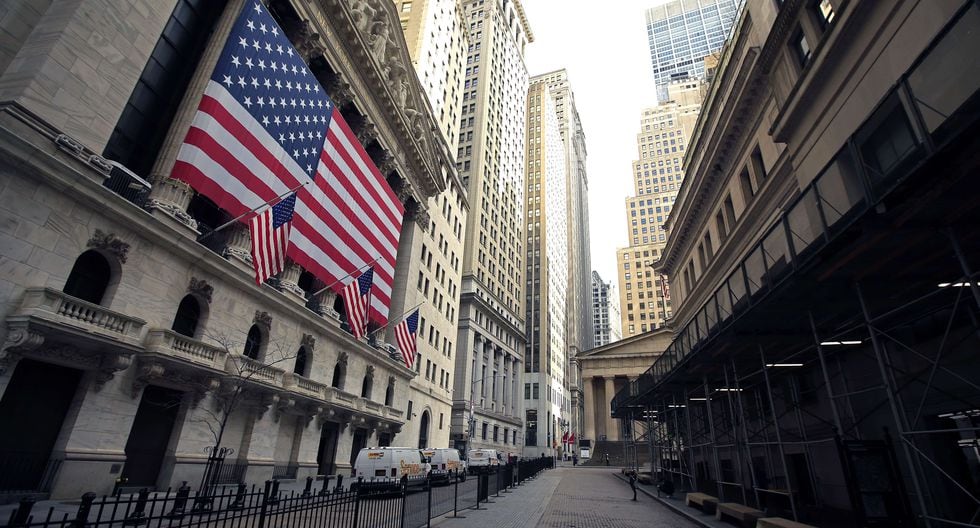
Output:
71,492,97,528
229,483,247,510
334,474,344,493
302,476,314,497
168,482,191,517
123,488,149,526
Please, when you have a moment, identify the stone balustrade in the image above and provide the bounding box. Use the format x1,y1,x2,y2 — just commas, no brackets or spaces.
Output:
225,354,285,387
283,372,328,399
14,288,145,346
143,329,228,370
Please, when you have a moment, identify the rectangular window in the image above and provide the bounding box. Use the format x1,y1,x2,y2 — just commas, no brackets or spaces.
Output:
811,0,835,30
792,26,811,67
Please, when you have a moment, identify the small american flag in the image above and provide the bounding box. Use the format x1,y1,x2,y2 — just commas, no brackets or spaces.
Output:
394,309,419,369
249,193,296,284
342,267,374,339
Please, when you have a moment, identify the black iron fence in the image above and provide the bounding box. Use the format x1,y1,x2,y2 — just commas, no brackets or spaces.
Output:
2,460,551,528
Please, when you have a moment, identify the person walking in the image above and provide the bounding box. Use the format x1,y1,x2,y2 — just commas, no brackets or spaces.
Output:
628,470,638,501
572,455,578,466
605,453,610,466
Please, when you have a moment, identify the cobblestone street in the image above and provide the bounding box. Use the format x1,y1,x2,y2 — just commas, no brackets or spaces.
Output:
432,466,697,528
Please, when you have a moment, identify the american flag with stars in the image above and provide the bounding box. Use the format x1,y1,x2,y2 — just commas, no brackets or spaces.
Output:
171,1,403,325
342,267,374,340
394,308,419,370
249,192,296,285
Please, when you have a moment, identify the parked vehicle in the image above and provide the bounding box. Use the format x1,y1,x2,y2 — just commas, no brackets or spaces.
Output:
466,448,500,474
352,447,429,490
423,447,466,482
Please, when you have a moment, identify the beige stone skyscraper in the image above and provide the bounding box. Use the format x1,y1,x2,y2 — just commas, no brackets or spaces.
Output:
450,0,532,455
392,0,468,449
523,80,568,457
616,78,705,337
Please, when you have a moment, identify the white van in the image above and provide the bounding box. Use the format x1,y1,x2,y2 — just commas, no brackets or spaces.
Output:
423,448,466,482
466,448,500,474
352,447,429,489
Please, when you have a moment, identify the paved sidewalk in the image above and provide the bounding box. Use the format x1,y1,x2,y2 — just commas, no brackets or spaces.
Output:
432,467,698,528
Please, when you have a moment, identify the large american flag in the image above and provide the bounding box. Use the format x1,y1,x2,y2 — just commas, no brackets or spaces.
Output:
394,308,419,370
249,192,296,284
171,1,403,324
342,268,374,339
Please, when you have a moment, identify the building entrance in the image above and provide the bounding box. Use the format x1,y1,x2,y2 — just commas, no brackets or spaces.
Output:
316,422,340,475
121,385,182,488
0,359,81,492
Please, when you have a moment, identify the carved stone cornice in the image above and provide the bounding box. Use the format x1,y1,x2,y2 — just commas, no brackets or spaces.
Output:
87,229,130,263
295,0,448,202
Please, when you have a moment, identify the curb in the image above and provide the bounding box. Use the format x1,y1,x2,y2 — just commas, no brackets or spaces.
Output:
612,472,716,528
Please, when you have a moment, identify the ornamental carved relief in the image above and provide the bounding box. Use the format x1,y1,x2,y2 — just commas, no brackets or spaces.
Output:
87,229,131,263
301,333,316,351
188,277,214,304
253,311,273,331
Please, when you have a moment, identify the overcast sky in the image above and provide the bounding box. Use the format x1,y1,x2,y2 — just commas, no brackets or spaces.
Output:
520,0,664,284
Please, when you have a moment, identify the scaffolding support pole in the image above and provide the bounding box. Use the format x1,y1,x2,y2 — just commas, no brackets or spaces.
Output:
788,375,821,508
685,386,699,492
947,228,980,311
731,360,761,508
646,403,655,477
856,282,932,527
671,393,692,491
759,346,799,522
809,311,844,436
704,376,724,501
722,367,749,505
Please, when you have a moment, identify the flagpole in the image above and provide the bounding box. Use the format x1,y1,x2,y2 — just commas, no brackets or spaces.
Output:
368,301,425,337
310,256,381,297
200,180,309,239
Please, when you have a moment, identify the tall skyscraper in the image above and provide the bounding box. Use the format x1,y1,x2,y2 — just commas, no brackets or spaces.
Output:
591,271,622,347
530,68,591,453
616,78,705,337
523,80,569,457
450,0,533,455
645,0,738,100
393,0,469,450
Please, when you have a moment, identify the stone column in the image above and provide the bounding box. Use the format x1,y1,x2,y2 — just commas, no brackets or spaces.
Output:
511,357,520,416
294,413,322,480
604,377,618,442
501,356,508,416
583,377,596,442
146,0,244,232
242,403,279,483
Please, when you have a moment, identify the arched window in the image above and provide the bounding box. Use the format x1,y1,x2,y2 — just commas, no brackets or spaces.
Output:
63,250,112,305
418,411,430,449
331,360,346,390
361,371,373,399
243,325,263,359
172,295,202,338
294,346,309,376
384,377,395,407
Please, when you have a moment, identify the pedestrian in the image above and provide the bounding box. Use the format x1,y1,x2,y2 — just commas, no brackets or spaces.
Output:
605,453,610,466
573,455,578,466
628,470,637,501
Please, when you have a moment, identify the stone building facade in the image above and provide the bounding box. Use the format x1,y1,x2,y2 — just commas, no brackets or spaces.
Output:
0,0,455,499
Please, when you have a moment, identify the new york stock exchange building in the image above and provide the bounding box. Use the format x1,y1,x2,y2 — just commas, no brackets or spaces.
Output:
0,0,459,500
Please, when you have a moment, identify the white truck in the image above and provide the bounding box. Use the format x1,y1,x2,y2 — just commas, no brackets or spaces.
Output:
466,448,500,474
352,447,429,490
422,447,466,482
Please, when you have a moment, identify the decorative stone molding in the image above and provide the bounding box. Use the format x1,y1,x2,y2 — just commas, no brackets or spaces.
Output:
253,311,272,331
188,277,214,304
148,178,199,231
257,393,281,421
375,151,398,177
324,76,355,106
301,333,316,351
131,362,167,398
94,353,132,391
223,222,253,267
1,327,45,354
87,229,130,263
277,259,306,303
354,122,378,145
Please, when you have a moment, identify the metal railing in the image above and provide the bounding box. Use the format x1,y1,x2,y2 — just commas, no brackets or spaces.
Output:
2,460,552,528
